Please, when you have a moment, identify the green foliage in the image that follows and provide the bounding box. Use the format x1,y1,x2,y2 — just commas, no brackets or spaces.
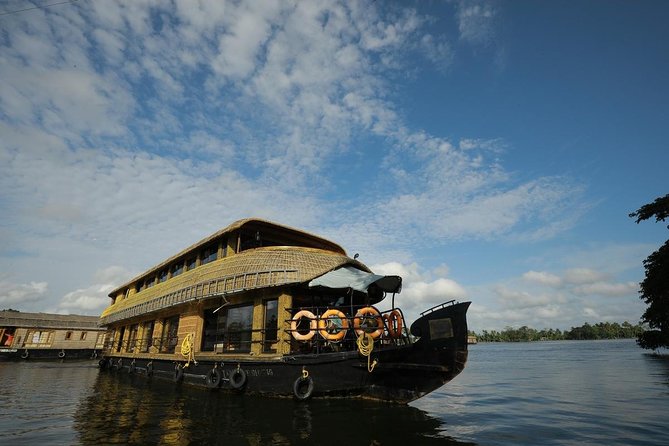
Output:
631,194,669,350
629,194,669,227
472,321,644,342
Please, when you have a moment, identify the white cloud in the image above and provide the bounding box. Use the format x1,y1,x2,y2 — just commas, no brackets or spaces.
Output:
211,1,281,81
0,280,48,307
466,252,646,331
522,271,562,287
494,285,560,309
0,1,594,324
372,262,424,284
393,277,467,323
420,34,453,71
456,0,496,45
564,268,608,285
369,262,467,324
573,281,639,297
57,266,133,315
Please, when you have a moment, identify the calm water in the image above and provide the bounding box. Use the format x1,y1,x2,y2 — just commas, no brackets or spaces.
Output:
1,339,668,445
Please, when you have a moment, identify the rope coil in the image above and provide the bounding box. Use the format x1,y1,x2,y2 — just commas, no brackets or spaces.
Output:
356,332,378,372
181,333,196,366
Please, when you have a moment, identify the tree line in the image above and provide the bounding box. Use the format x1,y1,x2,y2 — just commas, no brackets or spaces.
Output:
470,193,669,348
630,193,669,350
471,321,644,343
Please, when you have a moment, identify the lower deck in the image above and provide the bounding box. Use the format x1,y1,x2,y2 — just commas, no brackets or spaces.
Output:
101,287,417,367
100,300,471,402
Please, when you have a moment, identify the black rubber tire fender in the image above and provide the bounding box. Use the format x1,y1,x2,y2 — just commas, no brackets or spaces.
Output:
229,367,247,390
293,375,314,401
206,368,222,389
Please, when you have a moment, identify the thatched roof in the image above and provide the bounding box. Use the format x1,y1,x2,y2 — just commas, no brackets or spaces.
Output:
99,246,367,325
0,311,103,330
109,218,347,296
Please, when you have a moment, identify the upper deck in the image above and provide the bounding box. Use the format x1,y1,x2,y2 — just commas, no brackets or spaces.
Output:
100,219,359,325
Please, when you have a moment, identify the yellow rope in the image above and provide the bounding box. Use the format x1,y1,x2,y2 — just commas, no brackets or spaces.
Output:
181,333,195,367
356,332,378,372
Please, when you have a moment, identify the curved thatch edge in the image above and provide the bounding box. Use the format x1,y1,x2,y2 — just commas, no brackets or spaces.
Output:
100,246,367,324
109,218,346,297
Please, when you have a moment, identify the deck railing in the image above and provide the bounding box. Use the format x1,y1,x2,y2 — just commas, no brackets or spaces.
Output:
99,269,299,326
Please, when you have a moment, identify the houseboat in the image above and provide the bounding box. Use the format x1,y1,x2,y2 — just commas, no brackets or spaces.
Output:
0,310,105,360
98,218,470,403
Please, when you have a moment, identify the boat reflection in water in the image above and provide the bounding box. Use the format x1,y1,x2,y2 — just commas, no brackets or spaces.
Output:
74,371,476,445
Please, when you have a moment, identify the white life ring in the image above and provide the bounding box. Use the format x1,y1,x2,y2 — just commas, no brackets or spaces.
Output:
291,310,317,341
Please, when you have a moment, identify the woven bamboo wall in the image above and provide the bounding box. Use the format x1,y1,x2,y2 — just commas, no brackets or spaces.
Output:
177,311,202,352
101,246,358,323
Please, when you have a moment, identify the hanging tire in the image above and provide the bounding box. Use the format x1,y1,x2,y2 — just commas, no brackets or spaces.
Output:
146,362,154,377
114,359,123,371
229,367,247,390
206,368,222,389
98,358,108,370
58,350,66,359
21,350,29,360
174,365,184,383
293,375,314,400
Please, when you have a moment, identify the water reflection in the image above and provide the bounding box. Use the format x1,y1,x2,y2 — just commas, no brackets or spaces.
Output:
74,372,475,445
643,352,669,391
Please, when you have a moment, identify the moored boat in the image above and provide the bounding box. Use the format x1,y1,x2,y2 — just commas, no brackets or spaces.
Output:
0,310,106,360
98,218,470,403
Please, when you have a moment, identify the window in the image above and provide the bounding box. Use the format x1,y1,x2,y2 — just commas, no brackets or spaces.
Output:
116,327,125,352
223,304,254,352
201,309,220,352
160,315,180,353
136,281,144,292
263,299,278,353
240,231,261,251
24,330,53,347
201,304,253,353
127,324,139,352
201,244,218,265
172,262,183,277
146,277,155,288
1,328,16,347
186,258,196,271
80,331,87,341
141,320,155,353
159,269,168,283
65,331,73,340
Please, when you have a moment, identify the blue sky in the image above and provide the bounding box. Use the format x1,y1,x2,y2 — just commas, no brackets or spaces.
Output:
1,0,667,331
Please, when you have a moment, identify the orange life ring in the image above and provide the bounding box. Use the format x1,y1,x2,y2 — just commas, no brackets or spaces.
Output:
384,309,403,338
318,309,349,341
353,307,384,339
291,310,317,341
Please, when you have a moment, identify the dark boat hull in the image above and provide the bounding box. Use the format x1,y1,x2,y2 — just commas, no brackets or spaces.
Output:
99,302,470,403
0,348,101,361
